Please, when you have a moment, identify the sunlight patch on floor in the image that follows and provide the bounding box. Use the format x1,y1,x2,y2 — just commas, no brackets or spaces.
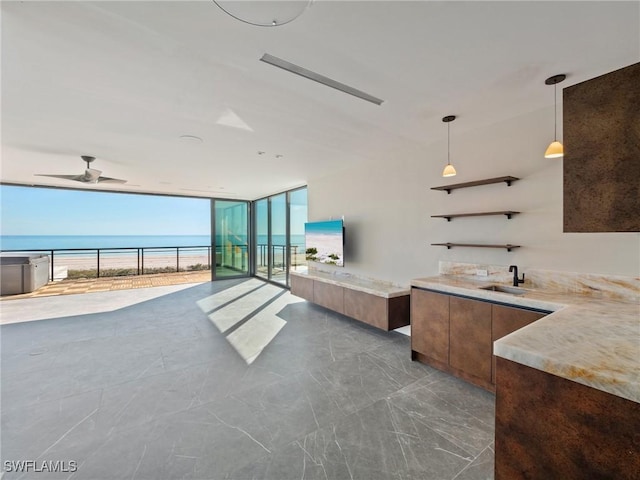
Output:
195,278,265,314
207,283,284,333
226,291,304,364
195,278,305,364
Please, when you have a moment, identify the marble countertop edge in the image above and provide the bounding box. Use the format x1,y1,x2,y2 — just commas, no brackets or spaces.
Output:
291,270,410,298
410,277,567,312
494,343,640,404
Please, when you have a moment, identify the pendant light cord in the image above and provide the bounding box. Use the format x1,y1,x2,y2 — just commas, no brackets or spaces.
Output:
447,122,451,165
554,83,558,141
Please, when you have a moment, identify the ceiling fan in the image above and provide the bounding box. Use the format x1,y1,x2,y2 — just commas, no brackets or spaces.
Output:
35,155,127,184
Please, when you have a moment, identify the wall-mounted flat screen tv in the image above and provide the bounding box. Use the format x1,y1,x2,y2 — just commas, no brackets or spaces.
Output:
304,219,344,267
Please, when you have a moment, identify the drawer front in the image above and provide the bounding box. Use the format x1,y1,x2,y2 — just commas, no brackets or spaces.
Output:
313,281,344,314
411,288,450,363
344,289,386,329
290,275,314,302
492,304,546,384
449,296,492,383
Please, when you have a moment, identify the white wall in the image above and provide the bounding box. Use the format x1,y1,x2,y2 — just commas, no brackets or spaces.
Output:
307,107,640,285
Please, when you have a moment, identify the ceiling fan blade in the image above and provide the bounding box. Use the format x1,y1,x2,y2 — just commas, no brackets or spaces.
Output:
34,173,85,182
34,158,126,185
97,176,127,184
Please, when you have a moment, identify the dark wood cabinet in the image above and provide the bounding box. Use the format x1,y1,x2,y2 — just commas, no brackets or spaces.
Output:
449,296,492,384
411,287,550,391
411,289,450,364
495,358,640,479
491,304,545,384
343,289,409,331
290,273,410,331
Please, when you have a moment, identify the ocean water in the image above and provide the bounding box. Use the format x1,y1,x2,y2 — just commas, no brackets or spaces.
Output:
256,235,305,249
0,234,306,252
0,235,211,251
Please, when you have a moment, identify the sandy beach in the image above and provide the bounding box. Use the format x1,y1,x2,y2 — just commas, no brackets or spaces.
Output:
305,233,343,266
51,252,307,272
52,253,211,271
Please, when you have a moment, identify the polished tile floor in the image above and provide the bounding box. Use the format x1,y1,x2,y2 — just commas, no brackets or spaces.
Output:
0,278,495,479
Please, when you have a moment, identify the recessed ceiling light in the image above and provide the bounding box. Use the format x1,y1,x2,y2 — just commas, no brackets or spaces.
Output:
179,135,203,144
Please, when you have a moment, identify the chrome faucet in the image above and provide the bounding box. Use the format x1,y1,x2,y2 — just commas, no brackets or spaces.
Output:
509,265,525,287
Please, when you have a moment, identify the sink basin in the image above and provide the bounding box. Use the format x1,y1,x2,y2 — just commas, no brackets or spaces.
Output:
479,284,527,295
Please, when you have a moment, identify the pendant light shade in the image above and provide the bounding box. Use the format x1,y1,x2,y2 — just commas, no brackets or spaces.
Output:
544,74,566,159
442,163,457,177
442,115,457,177
544,141,564,158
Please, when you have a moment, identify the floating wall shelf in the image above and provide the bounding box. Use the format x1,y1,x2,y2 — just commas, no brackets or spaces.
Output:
431,211,520,221
431,176,520,194
431,243,521,252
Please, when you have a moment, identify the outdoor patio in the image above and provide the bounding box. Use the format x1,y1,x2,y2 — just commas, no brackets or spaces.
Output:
0,270,211,300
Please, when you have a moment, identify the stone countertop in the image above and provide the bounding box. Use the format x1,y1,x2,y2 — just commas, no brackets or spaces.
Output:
411,276,640,403
291,270,410,298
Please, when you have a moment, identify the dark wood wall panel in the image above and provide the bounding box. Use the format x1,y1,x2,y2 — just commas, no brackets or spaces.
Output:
563,62,640,232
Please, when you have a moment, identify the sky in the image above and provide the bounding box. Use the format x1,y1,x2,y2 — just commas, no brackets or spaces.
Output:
0,185,211,235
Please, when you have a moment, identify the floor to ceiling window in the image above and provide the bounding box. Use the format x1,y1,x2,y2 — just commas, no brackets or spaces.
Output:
269,193,287,284
253,187,307,287
289,188,308,275
213,199,249,278
255,198,269,280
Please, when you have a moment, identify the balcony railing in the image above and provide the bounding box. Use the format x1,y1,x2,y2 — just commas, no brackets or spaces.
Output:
0,245,215,281
256,244,300,268
1,243,305,282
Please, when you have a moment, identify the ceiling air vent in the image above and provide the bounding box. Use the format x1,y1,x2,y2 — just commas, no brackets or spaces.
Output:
260,53,384,105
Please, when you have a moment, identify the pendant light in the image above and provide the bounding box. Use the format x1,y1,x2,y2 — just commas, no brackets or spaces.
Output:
544,74,566,158
442,115,457,177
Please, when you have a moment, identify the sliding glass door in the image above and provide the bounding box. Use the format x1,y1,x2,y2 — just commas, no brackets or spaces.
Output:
213,200,249,278
210,191,306,282
269,193,287,284
253,187,307,286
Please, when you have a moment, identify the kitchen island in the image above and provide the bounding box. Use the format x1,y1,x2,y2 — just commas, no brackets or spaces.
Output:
410,275,639,479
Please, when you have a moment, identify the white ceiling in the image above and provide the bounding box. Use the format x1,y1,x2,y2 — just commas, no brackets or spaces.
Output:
1,1,638,200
